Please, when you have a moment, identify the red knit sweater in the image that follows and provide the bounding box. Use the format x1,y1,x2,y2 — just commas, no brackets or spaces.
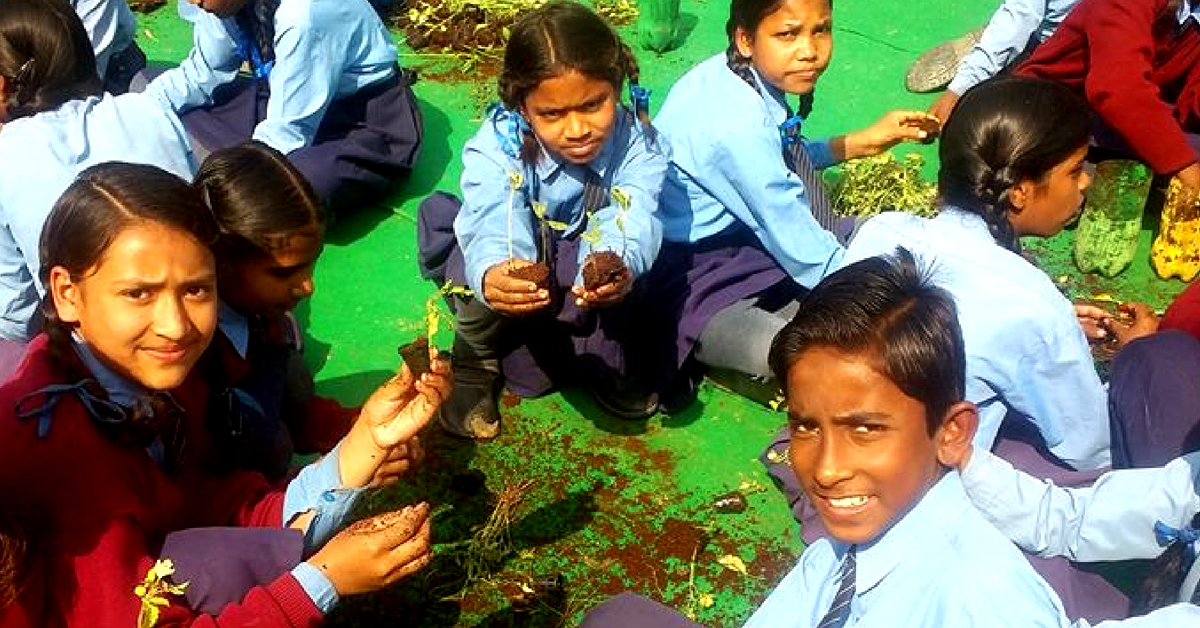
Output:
0,335,323,628
1016,0,1200,174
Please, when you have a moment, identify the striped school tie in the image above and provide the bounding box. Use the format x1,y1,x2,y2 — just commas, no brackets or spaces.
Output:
780,115,840,238
580,167,609,213
816,546,857,628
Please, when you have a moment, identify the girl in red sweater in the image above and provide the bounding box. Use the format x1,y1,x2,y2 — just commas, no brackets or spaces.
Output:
1016,0,1200,195
0,162,449,627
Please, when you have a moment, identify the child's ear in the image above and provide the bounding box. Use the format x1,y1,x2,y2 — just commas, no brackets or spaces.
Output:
734,27,755,59
934,401,978,468
49,266,82,325
1007,180,1032,213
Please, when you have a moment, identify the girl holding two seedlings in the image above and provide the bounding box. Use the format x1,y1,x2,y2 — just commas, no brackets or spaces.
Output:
418,2,668,438
640,0,936,404
764,76,1200,622
0,0,195,373
0,163,448,626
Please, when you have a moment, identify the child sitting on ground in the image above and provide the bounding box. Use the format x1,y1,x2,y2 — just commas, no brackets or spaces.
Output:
580,249,1081,627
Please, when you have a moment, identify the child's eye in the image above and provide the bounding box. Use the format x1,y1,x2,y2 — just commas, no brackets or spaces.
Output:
851,423,885,436
184,285,215,300
121,288,150,301
775,30,798,41
791,420,820,436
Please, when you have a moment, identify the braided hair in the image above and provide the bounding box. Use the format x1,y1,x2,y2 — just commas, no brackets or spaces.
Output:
1132,513,1200,613
498,1,652,164
0,0,102,121
937,76,1091,253
724,0,827,117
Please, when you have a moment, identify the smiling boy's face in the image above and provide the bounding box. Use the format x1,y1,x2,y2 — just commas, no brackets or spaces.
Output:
786,346,954,545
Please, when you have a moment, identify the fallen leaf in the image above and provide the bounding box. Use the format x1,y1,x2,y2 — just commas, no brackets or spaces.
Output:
717,554,748,575
698,593,715,608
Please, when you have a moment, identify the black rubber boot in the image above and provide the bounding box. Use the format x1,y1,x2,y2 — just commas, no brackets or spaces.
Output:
438,358,502,440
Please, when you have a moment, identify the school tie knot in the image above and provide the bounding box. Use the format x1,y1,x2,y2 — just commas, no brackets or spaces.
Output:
778,114,841,241
816,545,857,628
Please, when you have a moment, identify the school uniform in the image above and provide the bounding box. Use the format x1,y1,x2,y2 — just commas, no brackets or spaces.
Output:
417,105,667,396
211,303,358,480
634,53,845,386
149,0,422,210
71,0,145,93
848,210,1111,467
0,334,362,626
964,447,1200,610
1016,0,1200,174
582,473,1088,628
0,91,195,344
948,0,1079,95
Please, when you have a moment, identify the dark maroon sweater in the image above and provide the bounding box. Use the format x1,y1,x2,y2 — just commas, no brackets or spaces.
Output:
1016,0,1200,174
0,335,323,628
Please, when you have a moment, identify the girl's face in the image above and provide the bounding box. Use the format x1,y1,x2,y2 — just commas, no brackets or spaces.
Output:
1008,145,1092,238
735,0,832,96
521,70,617,165
219,224,322,318
50,222,218,391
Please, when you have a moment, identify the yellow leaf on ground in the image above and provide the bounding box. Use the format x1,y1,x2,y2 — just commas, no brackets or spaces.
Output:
717,554,748,575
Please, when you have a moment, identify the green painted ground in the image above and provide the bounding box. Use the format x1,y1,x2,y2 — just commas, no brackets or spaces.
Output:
133,1,1190,625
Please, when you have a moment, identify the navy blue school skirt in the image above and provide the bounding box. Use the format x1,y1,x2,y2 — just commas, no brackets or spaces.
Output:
417,192,639,397
623,224,804,394
181,67,423,211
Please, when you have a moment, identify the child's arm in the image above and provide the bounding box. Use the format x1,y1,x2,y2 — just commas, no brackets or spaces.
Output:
457,118,544,312
1075,0,1197,177
827,110,938,163
961,447,1200,562
144,11,242,115
72,0,136,77
572,119,668,307
930,0,1053,122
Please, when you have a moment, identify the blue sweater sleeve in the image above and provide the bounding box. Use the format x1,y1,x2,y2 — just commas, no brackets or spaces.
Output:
145,10,241,114
705,125,844,288
455,123,540,304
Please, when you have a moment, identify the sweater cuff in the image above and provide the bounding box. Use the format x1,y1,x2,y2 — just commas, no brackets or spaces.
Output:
265,572,326,625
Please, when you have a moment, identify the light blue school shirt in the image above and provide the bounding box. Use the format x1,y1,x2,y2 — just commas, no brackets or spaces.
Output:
964,448,1200,617
743,472,1072,628
71,0,137,78
654,53,844,289
1179,0,1200,25
948,0,1079,95
150,0,397,155
0,91,196,342
455,106,667,304
72,338,347,612
845,210,1111,470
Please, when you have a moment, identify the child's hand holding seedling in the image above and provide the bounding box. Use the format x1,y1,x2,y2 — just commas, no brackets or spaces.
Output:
1103,302,1160,348
573,251,631,308
339,351,450,488
837,110,941,160
1073,302,1114,342
484,260,551,315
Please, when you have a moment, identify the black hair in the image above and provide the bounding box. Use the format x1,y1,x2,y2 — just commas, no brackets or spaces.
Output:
0,0,102,120
724,0,830,116
938,76,1091,253
1131,512,1200,614
38,162,217,353
0,508,35,607
768,247,964,433
195,141,325,263
498,1,650,163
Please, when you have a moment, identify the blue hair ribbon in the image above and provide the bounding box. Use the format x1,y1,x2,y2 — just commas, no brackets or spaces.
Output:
1154,519,1200,563
779,114,805,146
628,83,651,115
487,103,532,159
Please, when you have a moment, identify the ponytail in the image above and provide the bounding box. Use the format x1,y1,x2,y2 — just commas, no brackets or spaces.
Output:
618,40,655,142
0,0,102,121
1131,514,1200,614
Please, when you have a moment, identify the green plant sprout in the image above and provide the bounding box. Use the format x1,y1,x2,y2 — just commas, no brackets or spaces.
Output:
831,151,937,219
506,170,523,263
135,559,189,628
424,280,473,344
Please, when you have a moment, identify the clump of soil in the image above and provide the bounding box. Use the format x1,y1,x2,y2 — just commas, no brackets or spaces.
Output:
582,251,624,291
344,507,424,536
398,336,431,377
127,0,166,13
507,262,551,290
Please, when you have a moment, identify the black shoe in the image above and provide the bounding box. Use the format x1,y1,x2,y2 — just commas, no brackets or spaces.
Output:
585,374,659,421
438,361,501,440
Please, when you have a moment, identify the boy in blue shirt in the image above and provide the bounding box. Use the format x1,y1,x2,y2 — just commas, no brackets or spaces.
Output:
581,248,1082,627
